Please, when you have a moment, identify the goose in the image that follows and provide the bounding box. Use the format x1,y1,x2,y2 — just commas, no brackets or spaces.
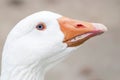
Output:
0,11,107,80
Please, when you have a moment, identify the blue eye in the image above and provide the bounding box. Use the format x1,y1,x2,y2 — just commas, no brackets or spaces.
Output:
36,23,46,30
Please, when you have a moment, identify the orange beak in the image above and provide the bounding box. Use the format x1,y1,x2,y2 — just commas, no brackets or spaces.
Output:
58,17,107,47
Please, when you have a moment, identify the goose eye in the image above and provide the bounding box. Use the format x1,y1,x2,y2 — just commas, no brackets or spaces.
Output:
36,23,46,30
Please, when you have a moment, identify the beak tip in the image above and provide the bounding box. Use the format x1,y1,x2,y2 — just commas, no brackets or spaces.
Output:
92,23,108,32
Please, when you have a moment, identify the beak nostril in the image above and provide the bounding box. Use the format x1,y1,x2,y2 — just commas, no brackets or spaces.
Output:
76,24,86,28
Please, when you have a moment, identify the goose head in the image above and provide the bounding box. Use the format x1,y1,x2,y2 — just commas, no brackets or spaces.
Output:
1,11,107,80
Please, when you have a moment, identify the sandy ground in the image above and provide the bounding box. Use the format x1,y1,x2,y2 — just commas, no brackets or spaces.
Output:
0,0,120,80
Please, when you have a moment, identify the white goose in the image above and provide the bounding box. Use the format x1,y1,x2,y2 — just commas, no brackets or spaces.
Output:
1,11,107,80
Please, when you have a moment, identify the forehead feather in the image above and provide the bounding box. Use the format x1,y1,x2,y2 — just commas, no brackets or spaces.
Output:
27,11,62,20
6,11,62,43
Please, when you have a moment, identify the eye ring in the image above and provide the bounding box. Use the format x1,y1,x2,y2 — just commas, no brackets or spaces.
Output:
36,23,46,30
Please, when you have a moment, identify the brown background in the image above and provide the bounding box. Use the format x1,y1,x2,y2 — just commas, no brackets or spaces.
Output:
0,0,120,80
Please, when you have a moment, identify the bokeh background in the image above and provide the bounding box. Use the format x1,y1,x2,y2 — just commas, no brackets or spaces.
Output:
0,0,120,80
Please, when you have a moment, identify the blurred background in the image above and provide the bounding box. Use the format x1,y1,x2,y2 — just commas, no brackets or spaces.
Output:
0,0,120,80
